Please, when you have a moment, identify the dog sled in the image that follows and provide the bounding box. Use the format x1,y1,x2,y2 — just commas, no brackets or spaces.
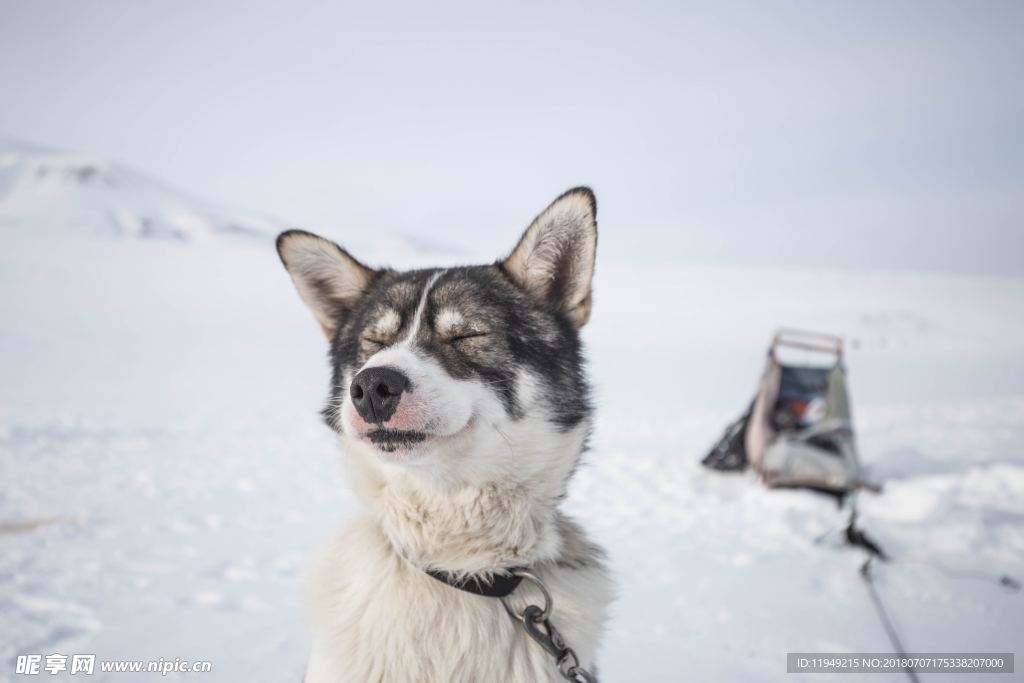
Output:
703,328,866,494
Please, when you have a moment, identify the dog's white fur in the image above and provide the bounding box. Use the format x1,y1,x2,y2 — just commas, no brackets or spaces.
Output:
283,191,612,682
304,437,611,682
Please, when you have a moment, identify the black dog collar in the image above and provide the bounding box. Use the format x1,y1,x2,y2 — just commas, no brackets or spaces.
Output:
425,567,527,598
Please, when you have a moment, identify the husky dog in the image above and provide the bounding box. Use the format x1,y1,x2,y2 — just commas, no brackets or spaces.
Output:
276,188,612,683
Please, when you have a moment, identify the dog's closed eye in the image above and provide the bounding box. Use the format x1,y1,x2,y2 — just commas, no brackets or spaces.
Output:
447,331,488,344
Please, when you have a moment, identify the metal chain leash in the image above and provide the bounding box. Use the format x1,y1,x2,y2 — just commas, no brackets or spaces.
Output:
501,570,598,683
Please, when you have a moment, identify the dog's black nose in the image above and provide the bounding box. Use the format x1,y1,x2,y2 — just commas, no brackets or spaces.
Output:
350,366,409,424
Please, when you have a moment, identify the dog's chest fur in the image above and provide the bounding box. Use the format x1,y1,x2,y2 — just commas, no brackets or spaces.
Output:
305,509,611,683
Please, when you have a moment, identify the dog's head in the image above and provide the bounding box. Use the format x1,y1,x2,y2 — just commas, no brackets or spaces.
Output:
277,188,597,490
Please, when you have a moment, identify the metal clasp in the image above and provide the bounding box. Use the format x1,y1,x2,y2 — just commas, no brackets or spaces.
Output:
500,568,599,682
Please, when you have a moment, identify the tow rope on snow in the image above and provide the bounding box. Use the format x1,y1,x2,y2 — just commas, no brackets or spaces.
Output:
849,508,1019,683
859,558,921,683
844,511,888,560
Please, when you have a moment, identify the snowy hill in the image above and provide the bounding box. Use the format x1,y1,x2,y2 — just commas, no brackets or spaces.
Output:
0,137,282,241
0,137,468,265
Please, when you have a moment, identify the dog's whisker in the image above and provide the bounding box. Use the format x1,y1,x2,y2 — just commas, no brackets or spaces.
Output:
488,421,516,459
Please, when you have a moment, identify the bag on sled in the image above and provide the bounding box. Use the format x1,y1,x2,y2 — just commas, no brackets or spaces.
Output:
703,329,863,494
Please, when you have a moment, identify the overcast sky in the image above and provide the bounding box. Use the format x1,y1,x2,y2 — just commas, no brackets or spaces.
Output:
1,1,1022,274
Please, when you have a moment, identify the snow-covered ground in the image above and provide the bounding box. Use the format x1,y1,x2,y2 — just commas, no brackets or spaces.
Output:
1,142,1022,682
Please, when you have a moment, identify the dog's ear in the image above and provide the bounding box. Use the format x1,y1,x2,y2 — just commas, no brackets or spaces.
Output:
501,187,597,328
276,230,379,338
